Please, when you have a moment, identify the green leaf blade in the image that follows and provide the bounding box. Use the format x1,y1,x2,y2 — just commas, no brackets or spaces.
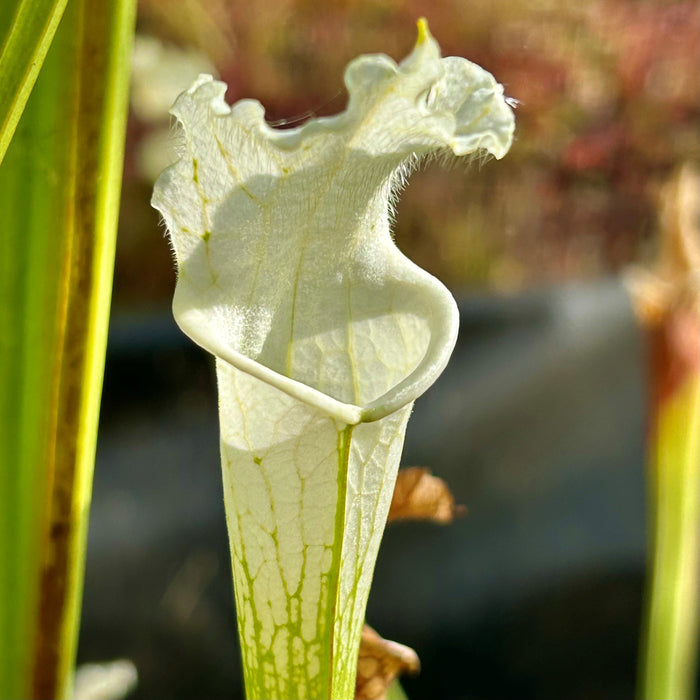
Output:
0,42,66,699
640,373,700,700
0,0,136,697
0,0,69,165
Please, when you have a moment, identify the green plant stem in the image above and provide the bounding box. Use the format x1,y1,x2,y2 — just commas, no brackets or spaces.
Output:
0,0,68,165
0,0,136,697
639,371,700,699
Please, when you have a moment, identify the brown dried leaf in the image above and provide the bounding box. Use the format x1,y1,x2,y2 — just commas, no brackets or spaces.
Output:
388,467,465,524
355,625,420,700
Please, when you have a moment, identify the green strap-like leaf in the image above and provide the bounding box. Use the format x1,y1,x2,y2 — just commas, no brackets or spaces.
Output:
0,0,69,165
0,0,135,697
639,373,700,700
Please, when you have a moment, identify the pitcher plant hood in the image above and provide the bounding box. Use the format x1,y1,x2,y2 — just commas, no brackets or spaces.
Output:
152,18,514,424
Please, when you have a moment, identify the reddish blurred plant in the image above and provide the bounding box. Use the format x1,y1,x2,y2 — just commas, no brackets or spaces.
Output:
627,165,700,700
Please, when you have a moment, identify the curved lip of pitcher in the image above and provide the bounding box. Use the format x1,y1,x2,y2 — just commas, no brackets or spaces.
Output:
175,281,459,426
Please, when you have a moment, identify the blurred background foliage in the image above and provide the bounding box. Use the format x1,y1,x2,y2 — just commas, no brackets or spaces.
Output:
79,2,698,698
119,0,698,307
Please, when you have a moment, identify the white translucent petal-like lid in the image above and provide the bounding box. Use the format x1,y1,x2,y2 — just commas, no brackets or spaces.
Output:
152,20,515,424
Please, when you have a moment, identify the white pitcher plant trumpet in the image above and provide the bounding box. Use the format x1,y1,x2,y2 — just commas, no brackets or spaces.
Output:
152,19,514,700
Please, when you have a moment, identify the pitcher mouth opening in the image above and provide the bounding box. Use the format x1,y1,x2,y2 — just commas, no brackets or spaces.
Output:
174,278,458,425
